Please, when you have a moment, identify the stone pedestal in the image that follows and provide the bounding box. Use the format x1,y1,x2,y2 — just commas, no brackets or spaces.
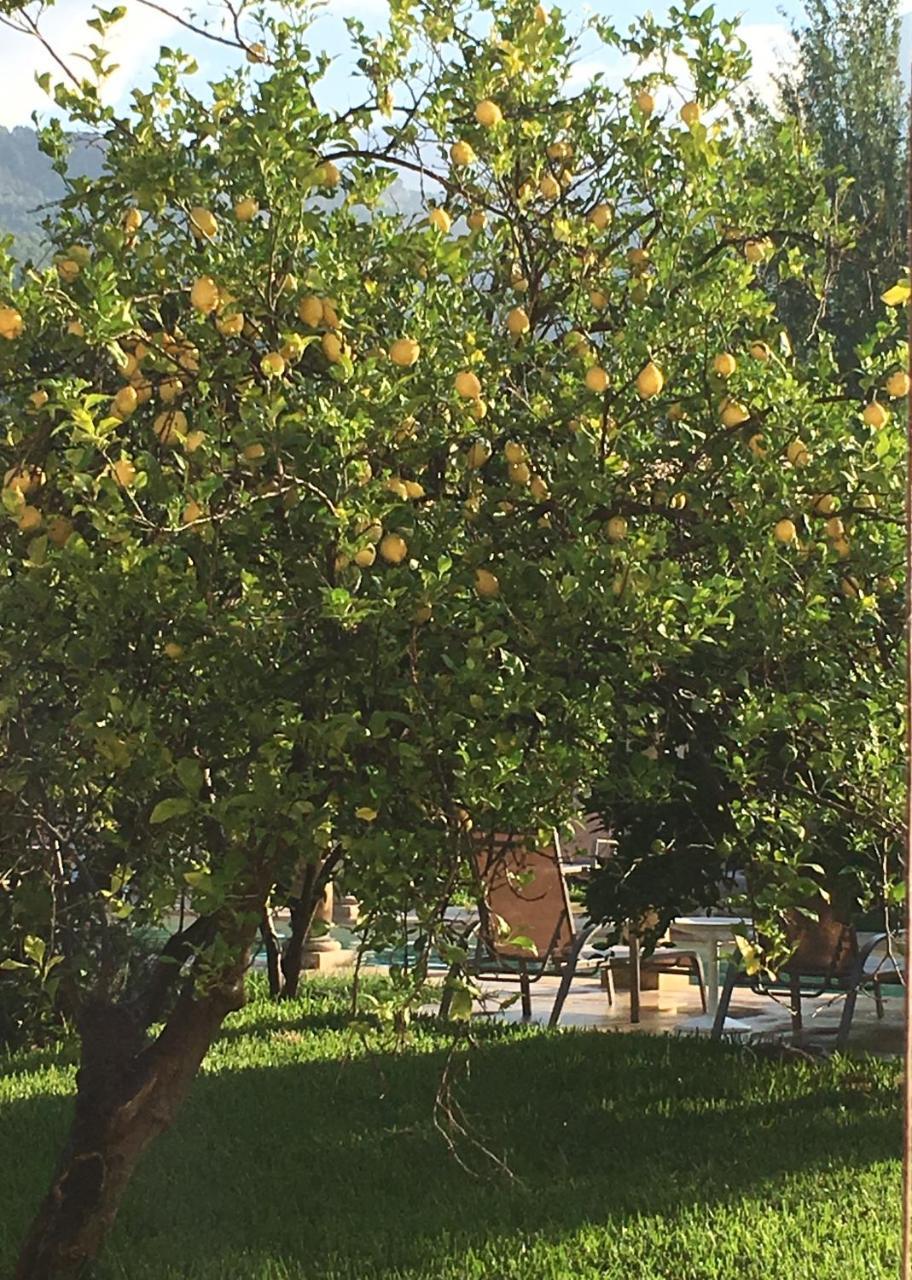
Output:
301,881,355,972
332,893,360,927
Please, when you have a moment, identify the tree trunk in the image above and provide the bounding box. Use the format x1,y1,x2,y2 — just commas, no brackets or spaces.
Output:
280,861,319,1000
15,909,258,1280
260,906,284,999
279,849,342,1000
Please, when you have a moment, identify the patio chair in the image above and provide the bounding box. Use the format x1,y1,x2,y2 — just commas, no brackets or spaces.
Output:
711,901,903,1051
438,832,604,1027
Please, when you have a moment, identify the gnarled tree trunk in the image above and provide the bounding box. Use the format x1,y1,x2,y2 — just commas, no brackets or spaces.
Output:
15,902,261,1280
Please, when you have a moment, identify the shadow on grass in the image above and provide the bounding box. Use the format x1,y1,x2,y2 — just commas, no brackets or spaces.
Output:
0,1013,901,1280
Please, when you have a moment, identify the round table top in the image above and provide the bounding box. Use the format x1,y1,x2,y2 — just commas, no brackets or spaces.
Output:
670,915,748,932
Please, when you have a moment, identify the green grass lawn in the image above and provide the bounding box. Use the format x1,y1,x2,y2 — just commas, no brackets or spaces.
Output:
0,977,901,1280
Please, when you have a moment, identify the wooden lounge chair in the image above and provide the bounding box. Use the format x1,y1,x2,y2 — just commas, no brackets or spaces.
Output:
711,901,903,1051
438,832,603,1027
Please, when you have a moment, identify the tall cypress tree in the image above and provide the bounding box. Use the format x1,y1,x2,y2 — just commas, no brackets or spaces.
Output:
771,0,907,369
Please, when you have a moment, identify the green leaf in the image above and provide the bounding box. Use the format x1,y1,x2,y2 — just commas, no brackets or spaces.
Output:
176,757,203,795
22,935,45,966
448,987,473,1020
150,796,193,824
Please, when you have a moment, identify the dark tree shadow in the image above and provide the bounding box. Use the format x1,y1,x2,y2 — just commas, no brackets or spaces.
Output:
0,1019,900,1279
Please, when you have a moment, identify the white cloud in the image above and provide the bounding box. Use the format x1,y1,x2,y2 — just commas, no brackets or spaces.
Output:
738,22,796,108
0,0,180,128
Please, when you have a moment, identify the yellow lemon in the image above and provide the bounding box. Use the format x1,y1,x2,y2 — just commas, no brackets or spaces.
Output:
234,196,259,222
475,100,503,127
379,532,408,564
260,352,286,377
508,461,531,486
159,376,183,403
56,258,81,283
811,493,837,515
185,430,206,453
886,370,910,398
466,441,491,469
154,409,187,446
786,439,810,466
539,174,561,200
0,306,24,339
713,353,736,377
503,441,527,464
390,337,420,367
189,206,218,239
680,100,701,126
113,385,139,419
721,399,750,428
47,515,74,547
749,341,771,361
429,207,452,234
243,443,266,461
585,365,609,394
216,312,244,337
774,518,797,543
507,307,530,337
455,369,482,399
182,498,203,525
163,641,184,659
450,140,476,166
298,295,325,327
635,361,664,399
4,466,43,496
17,505,42,532
862,401,888,429
320,299,340,329
190,276,220,313
635,90,655,115
824,516,845,540
588,203,613,231
123,208,142,234
28,389,48,411
467,209,487,232
744,237,772,264
354,544,376,568
606,515,627,541
316,160,341,187
322,332,345,364
111,458,136,487
475,568,500,598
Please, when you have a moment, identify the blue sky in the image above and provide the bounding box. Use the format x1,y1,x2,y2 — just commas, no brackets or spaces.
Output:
0,0,861,130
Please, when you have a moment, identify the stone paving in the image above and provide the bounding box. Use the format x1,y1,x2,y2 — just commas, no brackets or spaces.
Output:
470,971,905,1056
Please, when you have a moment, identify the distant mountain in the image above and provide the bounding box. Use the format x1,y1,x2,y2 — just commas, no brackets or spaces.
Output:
0,127,432,262
0,126,104,263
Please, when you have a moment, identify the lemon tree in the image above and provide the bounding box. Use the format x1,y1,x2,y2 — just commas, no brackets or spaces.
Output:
0,0,905,1272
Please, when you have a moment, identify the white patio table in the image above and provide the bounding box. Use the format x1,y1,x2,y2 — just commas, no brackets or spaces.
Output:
668,915,753,1032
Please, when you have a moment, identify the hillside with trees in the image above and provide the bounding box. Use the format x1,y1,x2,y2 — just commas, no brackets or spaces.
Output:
0,127,104,261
